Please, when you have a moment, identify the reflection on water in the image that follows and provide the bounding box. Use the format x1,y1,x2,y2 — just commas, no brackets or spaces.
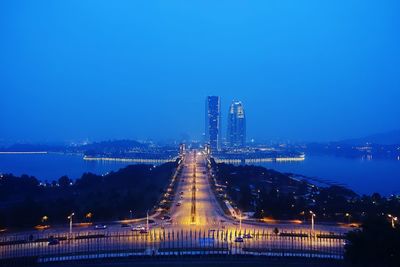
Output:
257,154,400,196
0,153,399,196
0,153,132,181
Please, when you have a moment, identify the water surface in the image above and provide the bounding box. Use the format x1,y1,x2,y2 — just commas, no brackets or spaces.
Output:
0,153,131,181
1,153,399,195
260,154,400,195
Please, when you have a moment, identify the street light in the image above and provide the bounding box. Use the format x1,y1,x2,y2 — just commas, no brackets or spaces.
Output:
146,210,149,231
68,212,75,237
129,210,133,220
388,214,398,229
85,212,93,221
238,210,242,231
41,215,48,224
309,211,316,233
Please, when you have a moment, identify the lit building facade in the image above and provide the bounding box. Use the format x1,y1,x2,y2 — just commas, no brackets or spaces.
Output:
205,96,221,151
227,100,246,148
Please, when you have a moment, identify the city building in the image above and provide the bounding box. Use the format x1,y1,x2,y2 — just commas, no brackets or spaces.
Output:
227,100,246,148
205,96,221,151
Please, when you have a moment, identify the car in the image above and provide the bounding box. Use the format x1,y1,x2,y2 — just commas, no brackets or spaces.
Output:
48,238,59,246
161,215,171,220
243,233,253,239
131,225,145,231
234,236,244,243
94,224,107,230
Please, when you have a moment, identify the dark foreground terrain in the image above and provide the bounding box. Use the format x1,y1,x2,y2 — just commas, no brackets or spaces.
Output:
213,161,400,223
0,161,178,228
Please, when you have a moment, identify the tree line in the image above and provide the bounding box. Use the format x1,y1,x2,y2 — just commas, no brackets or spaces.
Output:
0,161,177,228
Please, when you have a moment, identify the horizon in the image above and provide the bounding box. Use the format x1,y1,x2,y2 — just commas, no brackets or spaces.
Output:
1,127,399,146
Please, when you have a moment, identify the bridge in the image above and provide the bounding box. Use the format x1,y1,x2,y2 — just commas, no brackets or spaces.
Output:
0,150,346,265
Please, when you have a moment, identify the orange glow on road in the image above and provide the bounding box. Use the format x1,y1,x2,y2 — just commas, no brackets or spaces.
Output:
34,225,50,230
75,222,93,227
260,217,278,224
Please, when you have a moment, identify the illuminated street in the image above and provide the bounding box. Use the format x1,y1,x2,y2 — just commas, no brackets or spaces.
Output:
166,150,350,235
169,151,226,228
0,150,348,261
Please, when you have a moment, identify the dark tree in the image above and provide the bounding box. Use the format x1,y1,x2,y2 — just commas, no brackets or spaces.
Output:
345,216,400,267
58,175,71,187
0,161,178,228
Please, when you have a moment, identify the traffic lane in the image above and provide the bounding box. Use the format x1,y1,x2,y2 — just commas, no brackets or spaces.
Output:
169,154,196,226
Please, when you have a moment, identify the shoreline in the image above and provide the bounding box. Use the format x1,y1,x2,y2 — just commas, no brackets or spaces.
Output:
1,153,398,196
0,151,48,154
214,157,305,164
83,156,177,164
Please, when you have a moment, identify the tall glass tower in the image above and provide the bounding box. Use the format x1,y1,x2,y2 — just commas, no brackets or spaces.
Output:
205,96,221,152
227,100,246,148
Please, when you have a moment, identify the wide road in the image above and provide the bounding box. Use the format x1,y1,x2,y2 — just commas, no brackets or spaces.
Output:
166,150,349,235
169,150,226,228
0,150,349,261
0,150,349,238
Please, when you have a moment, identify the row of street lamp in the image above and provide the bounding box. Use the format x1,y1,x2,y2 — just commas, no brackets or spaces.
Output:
239,209,399,234
60,210,397,239
65,210,137,237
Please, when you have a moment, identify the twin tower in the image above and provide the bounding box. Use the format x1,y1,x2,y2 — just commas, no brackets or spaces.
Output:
205,96,246,152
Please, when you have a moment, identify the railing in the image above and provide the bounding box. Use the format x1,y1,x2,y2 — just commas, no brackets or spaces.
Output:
0,228,345,265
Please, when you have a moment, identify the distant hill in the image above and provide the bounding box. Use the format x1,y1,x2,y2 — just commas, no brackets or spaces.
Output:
79,139,148,155
80,139,147,150
341,129,400,145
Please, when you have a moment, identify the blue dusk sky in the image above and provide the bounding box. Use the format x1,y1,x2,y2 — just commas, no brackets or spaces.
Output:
1,0,399,143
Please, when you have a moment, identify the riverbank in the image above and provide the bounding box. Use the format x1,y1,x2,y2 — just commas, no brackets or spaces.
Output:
1,153,399,195
211,161,399,224
83,155,177,164
0,151,48,154
259,154,400,195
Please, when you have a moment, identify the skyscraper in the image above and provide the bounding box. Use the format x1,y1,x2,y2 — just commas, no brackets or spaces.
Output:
205,96,221,151
227,100,246,148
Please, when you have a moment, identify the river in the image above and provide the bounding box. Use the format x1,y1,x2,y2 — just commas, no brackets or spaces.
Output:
0,153,131,181
259,154,400,196
0,153,399,195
